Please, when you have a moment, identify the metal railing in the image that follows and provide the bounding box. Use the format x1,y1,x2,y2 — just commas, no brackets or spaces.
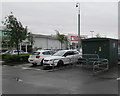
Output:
92,59,109,74
77,54,109,74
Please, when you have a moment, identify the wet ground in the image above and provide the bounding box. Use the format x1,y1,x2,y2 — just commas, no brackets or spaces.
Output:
2,63,119,94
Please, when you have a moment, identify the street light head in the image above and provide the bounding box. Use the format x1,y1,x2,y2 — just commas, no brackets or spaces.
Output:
76,2,80,7
76,4,78,7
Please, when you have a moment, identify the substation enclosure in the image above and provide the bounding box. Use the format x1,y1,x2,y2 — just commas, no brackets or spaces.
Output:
82,38,118,67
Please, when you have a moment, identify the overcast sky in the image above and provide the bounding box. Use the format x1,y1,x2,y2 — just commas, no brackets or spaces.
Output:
1,1,118,38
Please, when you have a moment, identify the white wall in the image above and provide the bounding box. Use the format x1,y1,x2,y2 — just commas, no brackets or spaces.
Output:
47,39,61,49
34,37,47,49
33,37,61,49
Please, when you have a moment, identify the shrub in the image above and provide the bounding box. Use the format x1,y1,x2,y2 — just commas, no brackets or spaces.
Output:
2,54,30,63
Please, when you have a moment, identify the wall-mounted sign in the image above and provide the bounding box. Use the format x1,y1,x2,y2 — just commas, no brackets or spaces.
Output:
70,36,86,41
71,36,78,41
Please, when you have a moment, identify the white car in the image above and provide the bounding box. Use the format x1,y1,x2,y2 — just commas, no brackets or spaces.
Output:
43,50,81,67
28,50,55,66
3,50,27,55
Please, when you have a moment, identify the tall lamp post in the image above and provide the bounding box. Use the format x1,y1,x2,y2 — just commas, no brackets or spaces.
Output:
76,2,81,52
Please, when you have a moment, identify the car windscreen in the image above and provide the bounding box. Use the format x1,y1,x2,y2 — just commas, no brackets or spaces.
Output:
53,50,66,56
4,50,10,53
14,51,20,53
32,52,40,55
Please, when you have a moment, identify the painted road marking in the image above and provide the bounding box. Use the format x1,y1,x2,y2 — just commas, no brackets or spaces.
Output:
117,77,120,80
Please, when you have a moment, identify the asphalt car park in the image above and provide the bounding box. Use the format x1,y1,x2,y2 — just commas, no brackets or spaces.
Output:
2,62,119,94
2,49,119,94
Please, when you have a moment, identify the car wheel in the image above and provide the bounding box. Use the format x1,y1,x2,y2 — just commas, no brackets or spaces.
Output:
77,58,82,64
57,60,64,67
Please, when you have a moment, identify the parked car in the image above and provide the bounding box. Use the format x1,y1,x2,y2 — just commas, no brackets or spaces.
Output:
43,50,81,67
28,50,55,66
2,50,27,55
1,50,11,54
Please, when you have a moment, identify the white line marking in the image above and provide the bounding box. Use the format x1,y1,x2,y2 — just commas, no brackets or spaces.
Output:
117,78,120,80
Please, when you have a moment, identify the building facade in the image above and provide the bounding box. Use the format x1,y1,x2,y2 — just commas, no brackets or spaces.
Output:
1,27,87,52
32,34,87,51
32,34,62,50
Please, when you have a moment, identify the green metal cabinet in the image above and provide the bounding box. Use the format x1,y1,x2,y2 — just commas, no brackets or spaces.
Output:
82,38,118,67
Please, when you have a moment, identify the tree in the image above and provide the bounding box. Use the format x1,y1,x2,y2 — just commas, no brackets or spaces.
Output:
63,35,69,49
95,33,101,38
27,32,34,45
55,30,68,49
2,12,27,55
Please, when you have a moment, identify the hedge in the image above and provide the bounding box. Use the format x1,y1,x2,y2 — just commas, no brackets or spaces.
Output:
2,54,30,63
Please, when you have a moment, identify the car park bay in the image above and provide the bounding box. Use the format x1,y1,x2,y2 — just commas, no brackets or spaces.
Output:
2,62,118,94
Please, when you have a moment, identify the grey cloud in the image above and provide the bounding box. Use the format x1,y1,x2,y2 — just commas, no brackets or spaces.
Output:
2,2,118,38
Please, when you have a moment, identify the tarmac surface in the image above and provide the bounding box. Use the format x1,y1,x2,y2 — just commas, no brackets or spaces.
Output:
2,63,119,94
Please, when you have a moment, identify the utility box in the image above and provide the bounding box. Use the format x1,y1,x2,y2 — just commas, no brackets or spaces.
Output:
82,38,118,67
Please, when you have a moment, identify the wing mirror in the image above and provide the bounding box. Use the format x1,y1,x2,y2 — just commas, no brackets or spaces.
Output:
63,54,67,57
